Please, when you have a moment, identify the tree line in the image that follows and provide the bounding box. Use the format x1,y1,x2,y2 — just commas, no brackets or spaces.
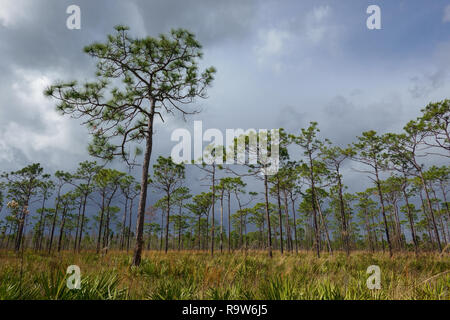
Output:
0,99,448,259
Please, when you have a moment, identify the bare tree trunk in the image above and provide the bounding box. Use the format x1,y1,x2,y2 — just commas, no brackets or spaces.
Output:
48,193,61,253
103,204,112,253
308,153,321,258
127,198,133,252
198,215,201,250
120,196,128,250
244,215,248,251
73,199,82,252
77,195,88,252
363,208,374,252
238,214,243,250
39,216,47,251
220,190,224,253
15,214,25,252
283,193,292,252
228,191,231,252
419,172,442,252
370,215,379,250
431,186,448,245
210,165,215,257
205,211,209,251
132,111,155,266
337,174,350,256
178,225,182,251
375,165,393,257
276,179,284,254
178,204,182,251
160,210,164,251
36,198,46,251
264,175,273,258
165,193,171,253
96,194,106,254
290,195,298,254
402,187,419,256
392,200,403,250
315,196,332,254
419,191,435,250
57,205,67,252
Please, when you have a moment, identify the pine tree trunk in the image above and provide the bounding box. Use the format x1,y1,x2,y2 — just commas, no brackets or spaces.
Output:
127,198,133,252
308,153,321,258
264,175,273,258
39,216,47,251
337,173,350,256
15,214,25,252
48,191,61,253
198,215,201,250
132,110,155,266
77,195,88,252
37,198,46,251
210,165,215,257
165,193,171,253
120,196,128,250
291,195,298,254
96,194,106,253
430,186,448,245
228,192,231,252
402,187,419,255
316,196,333,254
375,165,393,257
57,205,67,252
419,172,442,252
283,193,292,252
73,199,82,252
220,190,224,253
276,179,284,254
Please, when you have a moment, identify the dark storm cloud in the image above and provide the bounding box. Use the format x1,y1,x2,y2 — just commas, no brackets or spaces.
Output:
1,0,259,72
320,94,403,145
128,0,258,44
0,0,260,171
0,0,449,194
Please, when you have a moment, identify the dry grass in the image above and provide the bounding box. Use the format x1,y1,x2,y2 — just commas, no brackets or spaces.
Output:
0,249,448,300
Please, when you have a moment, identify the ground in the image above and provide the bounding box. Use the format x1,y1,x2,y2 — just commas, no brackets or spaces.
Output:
0,250,448,300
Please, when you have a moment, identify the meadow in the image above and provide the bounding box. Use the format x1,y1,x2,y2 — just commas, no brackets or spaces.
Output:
0,250,448,300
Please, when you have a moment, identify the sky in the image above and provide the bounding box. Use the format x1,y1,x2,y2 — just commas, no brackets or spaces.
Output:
0,0,449,212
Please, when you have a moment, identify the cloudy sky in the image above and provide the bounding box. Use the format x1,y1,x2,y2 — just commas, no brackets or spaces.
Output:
0,0,449,201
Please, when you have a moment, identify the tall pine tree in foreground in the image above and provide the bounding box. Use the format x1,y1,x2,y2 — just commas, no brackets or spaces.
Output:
45,26,216,266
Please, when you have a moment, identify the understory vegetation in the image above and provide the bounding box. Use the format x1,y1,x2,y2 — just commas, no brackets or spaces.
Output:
0,250,448,300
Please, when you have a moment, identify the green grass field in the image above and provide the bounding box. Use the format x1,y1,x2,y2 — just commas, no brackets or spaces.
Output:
0,250,448,300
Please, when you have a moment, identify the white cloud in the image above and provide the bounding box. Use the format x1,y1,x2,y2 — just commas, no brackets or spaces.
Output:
0,139,14,163
305,5,332,44
255,29,291,59
0,68,87,165
253,5,340,73
0,0,34,28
